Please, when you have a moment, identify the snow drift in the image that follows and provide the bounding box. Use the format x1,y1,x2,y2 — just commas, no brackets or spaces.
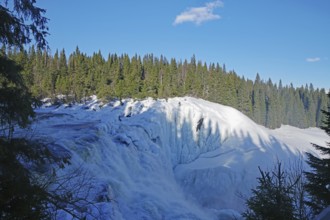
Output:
28,97,329,219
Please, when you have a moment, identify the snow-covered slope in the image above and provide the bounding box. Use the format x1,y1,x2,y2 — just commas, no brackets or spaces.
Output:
29,97,329,219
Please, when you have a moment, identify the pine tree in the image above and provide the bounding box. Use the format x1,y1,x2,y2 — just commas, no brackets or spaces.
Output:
304,92,330,216
252,74,267,125
158,56,171,98
55,48,69,98
142,54,159,98
126,54,143,97
0,1,50,218
1,2,97,219
48,49,59,100
237,77,253,118
184,55,197,96
316,89,329,127
243,163,299,220
195,60,205,97
277,80,286,126
208,63,224,103
265,79,281,128
114,54,125,100
0,54,37,139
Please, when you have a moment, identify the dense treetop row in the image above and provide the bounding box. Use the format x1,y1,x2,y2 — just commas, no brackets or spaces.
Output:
3,46,329,129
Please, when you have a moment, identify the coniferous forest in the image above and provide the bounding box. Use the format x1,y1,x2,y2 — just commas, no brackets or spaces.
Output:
3,46,329,129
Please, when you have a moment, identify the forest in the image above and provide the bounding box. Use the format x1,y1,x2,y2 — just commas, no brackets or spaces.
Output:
3,46,329,129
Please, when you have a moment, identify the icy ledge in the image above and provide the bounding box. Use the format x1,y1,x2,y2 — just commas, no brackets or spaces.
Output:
29,97,329,219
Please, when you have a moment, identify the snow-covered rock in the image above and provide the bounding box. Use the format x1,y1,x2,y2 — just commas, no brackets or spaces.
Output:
29,97,329,219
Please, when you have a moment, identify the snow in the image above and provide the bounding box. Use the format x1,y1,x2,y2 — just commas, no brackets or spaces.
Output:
27,96,330,219
315,206,330,220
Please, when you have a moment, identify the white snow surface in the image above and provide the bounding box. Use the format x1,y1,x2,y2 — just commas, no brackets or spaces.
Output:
28,96,329,219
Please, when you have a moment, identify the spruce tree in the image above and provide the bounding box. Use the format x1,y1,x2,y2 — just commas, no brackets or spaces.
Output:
0,2,94,219
0,1,50,218
243,163,299,220
304,92,330,215
252,74,267,125
55,48,69,98
237,77,253,118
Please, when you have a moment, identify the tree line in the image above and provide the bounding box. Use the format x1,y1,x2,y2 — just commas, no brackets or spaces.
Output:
4,46,328,129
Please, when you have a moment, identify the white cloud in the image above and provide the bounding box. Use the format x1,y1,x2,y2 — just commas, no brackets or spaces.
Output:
173,0,224,26
306,57,321,63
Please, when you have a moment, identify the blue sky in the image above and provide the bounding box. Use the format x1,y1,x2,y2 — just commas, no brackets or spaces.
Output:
38,0,329,89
